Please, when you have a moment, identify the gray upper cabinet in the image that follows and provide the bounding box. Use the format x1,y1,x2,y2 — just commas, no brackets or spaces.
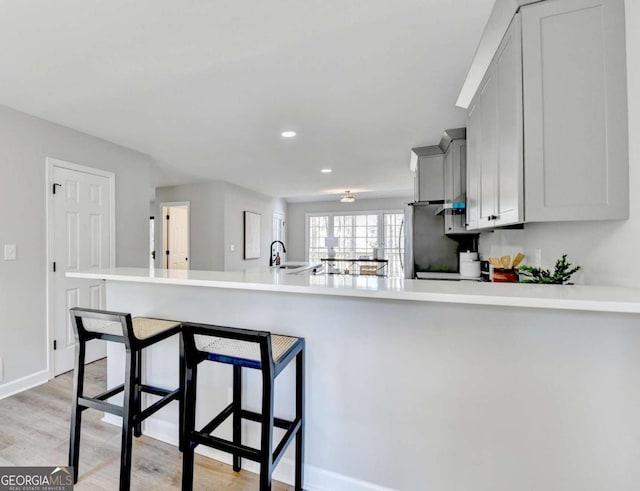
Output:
441,130,472,235
411,146,445,203
466,100,481,230
466,14,524,231
494,13,524,227
522,0,628,222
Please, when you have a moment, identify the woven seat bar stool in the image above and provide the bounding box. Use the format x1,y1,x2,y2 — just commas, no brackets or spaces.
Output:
68,307,184,491
181,322,305,491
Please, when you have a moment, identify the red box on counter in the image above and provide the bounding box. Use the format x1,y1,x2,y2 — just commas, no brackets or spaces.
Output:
492,268,519,283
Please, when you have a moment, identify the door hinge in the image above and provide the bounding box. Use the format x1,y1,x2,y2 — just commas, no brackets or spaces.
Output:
166,250,170,256
52,183,62,194
166,214,170,220
53,262,57,272
53,340,57,350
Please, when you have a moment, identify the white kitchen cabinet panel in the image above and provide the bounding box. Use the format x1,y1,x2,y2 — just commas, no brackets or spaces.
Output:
443,138,470,235
522,0,628,221
494,12,524,227
479,69,498,226
466,98,481,231
466,14,523,231
412,147,445,203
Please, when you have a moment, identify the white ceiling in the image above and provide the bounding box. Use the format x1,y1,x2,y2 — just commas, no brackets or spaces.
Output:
0,0,494,201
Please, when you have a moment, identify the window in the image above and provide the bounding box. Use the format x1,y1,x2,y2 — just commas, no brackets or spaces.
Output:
383,213,405,277
306,211,405,277
334,214,377,259
308,215,328,263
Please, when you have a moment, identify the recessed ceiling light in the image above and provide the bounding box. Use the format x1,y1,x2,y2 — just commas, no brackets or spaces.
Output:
321,168,332,173
281,130,296,138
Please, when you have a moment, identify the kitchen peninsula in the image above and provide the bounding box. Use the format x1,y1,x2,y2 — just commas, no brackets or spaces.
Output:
67,267,640,491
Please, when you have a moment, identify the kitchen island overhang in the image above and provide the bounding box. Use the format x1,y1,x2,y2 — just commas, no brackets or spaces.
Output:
68,266,640,314
66,268,640,491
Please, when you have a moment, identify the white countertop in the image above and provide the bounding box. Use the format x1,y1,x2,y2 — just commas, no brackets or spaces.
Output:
66,267,640,314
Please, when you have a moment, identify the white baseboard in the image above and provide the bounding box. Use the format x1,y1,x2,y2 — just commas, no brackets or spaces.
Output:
0,369,49,401
3,373,394,491
139,417,397,491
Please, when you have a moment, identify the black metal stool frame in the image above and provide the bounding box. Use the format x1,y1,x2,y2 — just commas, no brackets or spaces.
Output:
181,322,305,491
68,307,184,491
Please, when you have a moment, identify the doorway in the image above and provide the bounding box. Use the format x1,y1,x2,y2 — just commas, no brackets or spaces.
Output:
273,212,285,243
46,158,115,377
162,202,190,270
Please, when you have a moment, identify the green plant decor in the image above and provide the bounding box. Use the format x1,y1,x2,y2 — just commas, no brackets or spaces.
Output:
517,254,581,285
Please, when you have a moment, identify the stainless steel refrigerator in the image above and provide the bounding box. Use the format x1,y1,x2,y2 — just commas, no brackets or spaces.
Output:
403,204,476,279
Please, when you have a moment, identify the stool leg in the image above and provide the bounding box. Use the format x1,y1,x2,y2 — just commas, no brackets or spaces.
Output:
119,348,137,491
181,362,198,491
69,339,86,484
295,349,305,491
259,369,274,491
133,349,142,438
178,335,185,452
232,365,242,472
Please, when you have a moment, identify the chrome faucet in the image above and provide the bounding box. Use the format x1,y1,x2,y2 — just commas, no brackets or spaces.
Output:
269,240,286,267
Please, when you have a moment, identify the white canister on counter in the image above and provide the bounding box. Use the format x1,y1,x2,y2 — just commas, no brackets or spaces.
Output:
459,250,480,278
459,251,478,263
460,260,481,278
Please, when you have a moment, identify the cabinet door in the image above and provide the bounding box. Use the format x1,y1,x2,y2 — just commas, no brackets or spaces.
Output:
443,143,454,203
478,67,498,227
443,146,455,233
417,154,445,202
466,98,481,231
522,0,628,221
494,13,524,226
445,140,469,234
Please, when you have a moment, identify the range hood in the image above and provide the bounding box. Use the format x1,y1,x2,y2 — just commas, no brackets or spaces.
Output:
434,199,466,215
411,199,465,214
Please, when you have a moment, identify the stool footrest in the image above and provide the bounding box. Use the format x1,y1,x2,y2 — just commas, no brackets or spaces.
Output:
191,432,262,462
240,409,292,430
195,406,301,469
140,384,173,397
78,397,124,417
93,384,125,401
273,418,302,468
135,388,181,423
201,403,234,436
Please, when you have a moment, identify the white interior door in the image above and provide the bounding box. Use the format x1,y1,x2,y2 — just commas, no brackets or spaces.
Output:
273,212,285,243
52,165,112,375
273,212,285,262
162,204,189,270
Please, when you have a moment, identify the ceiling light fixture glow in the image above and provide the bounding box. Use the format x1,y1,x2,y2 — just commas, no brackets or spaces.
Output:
340,190,356,203
321,168,332,173
281,130,296,138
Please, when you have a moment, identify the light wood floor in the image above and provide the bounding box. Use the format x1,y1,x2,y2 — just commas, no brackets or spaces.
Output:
0,360,292,491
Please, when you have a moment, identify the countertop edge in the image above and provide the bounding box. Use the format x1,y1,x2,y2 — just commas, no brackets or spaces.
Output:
66,270,640,314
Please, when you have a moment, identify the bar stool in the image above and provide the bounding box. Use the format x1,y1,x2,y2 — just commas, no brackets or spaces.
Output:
68,307,184,491
181,322,305,491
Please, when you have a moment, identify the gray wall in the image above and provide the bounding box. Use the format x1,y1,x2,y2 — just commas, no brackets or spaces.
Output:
223,183,285,271
153,181,286,271
286,196,411,261
154,182,225,271
0,104,152,388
